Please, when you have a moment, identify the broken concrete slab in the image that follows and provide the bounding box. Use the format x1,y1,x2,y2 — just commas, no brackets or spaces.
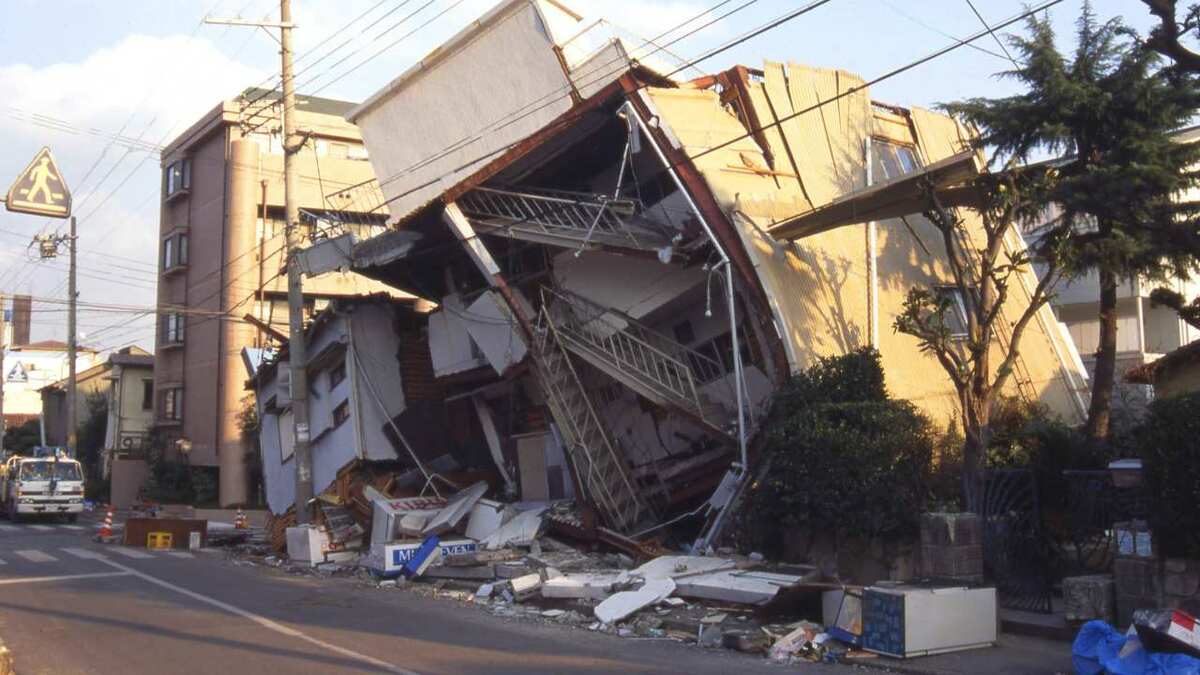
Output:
398,512,434,537
423,565,498,581
510,573,543,599
594,578,676,624
464,498,507,541
445,548,522,567
422,481,488,536
674,569,803,605
542,572,624,601
481,507,545,550
495,562,534,579
622,555,737,583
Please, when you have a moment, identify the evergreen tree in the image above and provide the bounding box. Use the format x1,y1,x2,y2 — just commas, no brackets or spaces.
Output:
945,4,1200,441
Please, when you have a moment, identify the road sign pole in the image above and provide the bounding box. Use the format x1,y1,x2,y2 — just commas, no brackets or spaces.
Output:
67,216,77,453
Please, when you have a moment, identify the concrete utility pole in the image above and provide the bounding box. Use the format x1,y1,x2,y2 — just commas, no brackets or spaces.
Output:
279,0,313,522
67,215,77,453
206,0,310,521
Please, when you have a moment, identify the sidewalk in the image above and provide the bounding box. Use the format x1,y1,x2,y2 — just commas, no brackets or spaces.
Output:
856,634,1073,675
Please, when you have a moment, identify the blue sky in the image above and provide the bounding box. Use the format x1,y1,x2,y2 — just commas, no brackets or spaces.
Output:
0,0,1164,352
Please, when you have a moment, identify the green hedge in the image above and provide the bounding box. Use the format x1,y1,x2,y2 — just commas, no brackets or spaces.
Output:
1137,392,1200,557
749,349,936,550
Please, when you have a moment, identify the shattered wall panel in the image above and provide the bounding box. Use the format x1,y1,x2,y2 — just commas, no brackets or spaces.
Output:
643,61,1087,428
352,1,576,222
464,290,529,375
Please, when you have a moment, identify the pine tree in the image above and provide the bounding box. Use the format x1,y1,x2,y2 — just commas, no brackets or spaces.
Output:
945,4,1200,441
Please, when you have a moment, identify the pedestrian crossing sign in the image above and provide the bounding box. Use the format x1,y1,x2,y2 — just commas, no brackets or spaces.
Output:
5,147,71,218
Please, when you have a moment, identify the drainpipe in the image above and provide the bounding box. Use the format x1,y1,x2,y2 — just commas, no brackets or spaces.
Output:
865,137,879,348
619,101,747,551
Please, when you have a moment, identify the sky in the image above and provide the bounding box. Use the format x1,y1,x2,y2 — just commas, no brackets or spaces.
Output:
0,0,1165,355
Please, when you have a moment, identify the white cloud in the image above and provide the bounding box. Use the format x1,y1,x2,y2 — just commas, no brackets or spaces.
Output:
0,34,265,350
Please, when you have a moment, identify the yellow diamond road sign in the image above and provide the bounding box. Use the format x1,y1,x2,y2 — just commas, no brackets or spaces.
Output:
6,147,71,218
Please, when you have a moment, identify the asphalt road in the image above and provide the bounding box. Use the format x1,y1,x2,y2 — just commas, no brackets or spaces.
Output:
0,520,847,674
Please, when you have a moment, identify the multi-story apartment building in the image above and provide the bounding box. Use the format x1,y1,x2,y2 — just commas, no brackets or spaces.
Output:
155,88,398,506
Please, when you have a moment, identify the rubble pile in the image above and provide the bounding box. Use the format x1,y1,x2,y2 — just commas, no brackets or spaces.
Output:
263,480,897,666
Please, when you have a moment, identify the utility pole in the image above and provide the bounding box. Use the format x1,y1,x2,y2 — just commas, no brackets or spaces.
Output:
280,0,313,522
206,0,311,522
67,216,77,453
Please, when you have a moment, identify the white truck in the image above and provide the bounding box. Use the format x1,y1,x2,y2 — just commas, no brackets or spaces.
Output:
0,448,85,522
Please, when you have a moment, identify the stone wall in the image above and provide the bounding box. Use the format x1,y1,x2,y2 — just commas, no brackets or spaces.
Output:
918,512,983,583
1114,554,1200,625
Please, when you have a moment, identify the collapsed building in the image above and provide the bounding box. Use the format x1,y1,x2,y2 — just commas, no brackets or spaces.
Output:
251,0,1089,551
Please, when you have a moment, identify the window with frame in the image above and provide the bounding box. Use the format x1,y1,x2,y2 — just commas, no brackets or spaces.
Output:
162,233,188,269
142,379,154,410
332,400,350,427
872,140,921,181
162,388,183,421
934,287,970,338
162,313,186,344
164,159,190,198
329,361,346,389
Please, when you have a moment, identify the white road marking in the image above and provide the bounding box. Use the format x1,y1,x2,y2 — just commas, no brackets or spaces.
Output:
61,547,106,560
108,547,154,560
14,550,58,563
0,525,18,532
29,525,53,531
165,551,193,559
61,524,84,531
0,572,130,586
0,558,6,565
97,559,417,675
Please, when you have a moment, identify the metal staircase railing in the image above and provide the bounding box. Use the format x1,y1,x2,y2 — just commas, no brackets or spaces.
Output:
532,306,645,530
458,186,673,252
542,287,727,422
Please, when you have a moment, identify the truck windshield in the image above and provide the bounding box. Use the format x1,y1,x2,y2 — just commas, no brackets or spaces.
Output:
19,462,82,481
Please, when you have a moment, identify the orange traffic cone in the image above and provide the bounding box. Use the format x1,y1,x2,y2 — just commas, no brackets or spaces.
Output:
97,506,114,538
234,508,247,529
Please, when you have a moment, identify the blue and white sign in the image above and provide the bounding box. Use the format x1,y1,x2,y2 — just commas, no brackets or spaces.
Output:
383,539,477,574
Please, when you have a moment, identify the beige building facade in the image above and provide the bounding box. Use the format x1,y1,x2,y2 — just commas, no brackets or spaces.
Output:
155,89,397,506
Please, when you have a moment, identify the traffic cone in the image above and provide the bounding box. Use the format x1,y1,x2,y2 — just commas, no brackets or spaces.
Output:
97,506,114,538
234,508,247,529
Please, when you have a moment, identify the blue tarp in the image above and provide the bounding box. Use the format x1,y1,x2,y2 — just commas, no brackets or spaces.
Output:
1073,620,1200,675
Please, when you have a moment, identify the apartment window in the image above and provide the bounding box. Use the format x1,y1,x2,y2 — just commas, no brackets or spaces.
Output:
872,140,920,181
162,388,183,421
332,400,350,428
348,143,369,160
162,233,188,270
329,361,346,389
142,380,154,410
164,159,191,198
934,287,970,338
162,313,186,344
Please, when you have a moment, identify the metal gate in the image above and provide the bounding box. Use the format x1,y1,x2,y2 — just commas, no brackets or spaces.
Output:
982,469,1055,613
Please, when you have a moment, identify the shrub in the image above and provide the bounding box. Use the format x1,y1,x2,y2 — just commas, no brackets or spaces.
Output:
749,349,937,554
1137,392,1200,557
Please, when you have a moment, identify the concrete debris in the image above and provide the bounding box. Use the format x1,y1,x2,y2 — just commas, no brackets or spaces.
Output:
674,569,803,605
594,578,676,624
464,499,507,541
509,573,543,599
480,507,545,550
699,625,724,648
767,621,822,662
422,481,488,536
474,583,494,603
621,555,737,583
542,572,624,600
445,548,522,567
423,565,497,581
